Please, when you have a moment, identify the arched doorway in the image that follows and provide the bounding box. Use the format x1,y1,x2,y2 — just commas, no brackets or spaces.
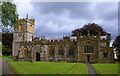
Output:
87,55,90,63
36,52,40,61
23,47,29,59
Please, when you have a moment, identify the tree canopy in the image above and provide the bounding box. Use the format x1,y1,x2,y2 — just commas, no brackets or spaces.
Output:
1,1,19,33
72,23,110,36
113,35,120,59
2,33,13,55
0,1,18,55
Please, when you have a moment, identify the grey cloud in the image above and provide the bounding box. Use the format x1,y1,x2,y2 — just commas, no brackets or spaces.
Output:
28,2,118,41
32,2,93,19
91,2,118,21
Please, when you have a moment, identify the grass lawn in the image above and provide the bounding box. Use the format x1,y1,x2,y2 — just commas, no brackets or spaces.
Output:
92,63,119,74
0,56,12,59
7,59,88,74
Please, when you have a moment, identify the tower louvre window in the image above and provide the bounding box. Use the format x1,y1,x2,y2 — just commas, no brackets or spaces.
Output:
19,24,22,31
30,25,32,32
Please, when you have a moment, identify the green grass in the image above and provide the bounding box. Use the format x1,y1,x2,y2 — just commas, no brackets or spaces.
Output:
7,59,88,74
0,56,12,59
6,59,13,62
92,63,119,74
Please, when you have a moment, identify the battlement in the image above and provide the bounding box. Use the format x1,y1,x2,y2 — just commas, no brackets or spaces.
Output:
19,14,35,25
78,31,110,41
32,35,77,45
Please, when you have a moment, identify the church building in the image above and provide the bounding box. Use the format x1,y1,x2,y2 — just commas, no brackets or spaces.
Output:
12,15,114,63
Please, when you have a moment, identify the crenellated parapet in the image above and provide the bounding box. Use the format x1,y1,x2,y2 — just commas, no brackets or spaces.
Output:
31,35,77,46
77,31,110,43
19,14,35,25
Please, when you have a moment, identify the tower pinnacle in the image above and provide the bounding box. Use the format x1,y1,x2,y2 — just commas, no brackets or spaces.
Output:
26,14,28,19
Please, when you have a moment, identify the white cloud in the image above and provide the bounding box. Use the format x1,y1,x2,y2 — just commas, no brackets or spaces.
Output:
14,0,33,18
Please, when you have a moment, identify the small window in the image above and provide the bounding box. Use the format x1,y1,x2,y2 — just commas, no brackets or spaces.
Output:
30,25,32,32
103,53,107,58
19,24,22,31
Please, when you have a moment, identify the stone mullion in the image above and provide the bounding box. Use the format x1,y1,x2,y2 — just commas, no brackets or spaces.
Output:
54,46,57,58
64,45,67,58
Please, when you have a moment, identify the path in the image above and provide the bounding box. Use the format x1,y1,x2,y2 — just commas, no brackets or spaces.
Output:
1,58,13,75
87,63,98,76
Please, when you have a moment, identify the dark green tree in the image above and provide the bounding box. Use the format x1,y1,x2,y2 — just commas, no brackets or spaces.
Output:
72,23,110,36
2,44,11,56
1,1,19,33
113,35,120,60
1,1,18,55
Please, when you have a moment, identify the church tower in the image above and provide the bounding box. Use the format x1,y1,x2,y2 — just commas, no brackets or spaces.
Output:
12,14,35,58
13,14,35,42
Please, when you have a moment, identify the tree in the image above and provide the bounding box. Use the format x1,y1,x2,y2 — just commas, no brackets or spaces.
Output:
72,23,110,36
113,35,120,60
1,1,19,33
2,33,13,55
0,1,18,55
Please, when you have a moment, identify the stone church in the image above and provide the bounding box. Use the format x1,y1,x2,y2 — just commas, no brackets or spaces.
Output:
12,15,114,63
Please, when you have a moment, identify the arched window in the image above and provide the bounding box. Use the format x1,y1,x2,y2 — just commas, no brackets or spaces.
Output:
30,25,32,32
61,49,64,55
23,47,29,58
103,53,107,58
49,49,54,56
69,49,74,56
19,24,22,31
84,45,93,53
59,49,64,55
59,49,61,55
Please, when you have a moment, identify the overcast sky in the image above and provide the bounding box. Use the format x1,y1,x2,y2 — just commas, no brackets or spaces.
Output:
14,1,118,45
